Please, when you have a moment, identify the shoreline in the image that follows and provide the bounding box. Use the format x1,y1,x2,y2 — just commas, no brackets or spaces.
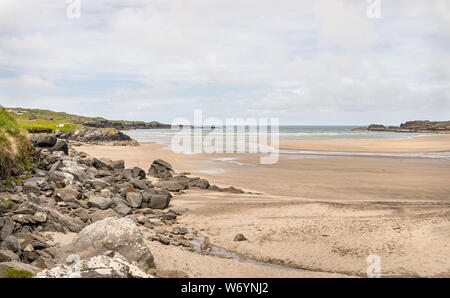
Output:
77,135,450,277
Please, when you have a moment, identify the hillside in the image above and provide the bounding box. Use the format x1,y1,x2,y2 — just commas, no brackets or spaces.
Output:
0,107,32,179
6,107,169,133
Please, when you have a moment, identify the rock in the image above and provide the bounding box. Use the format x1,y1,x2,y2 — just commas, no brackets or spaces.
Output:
132,167,146,179
221,186,245,194
18,201,85,233
148,159,173,178
3,235,19,252
31,257,56,270
189,178,210,189
145,192,171,210
169,207,189,215
87,196,113,210
100,159,125,171
60,160,87,182
155,180,187,192
158,236,170,245
54,187,80,203
0,261,41,277
129,178,149,190
100,189,112,198
126,192,142,208
31,212,47,223
234,233,247,241
114,203,132,217
36,253,153,278
49,139,69,155
55,217,155,271
33,134,57,148
21,233,49,250
23,244,39,261
0,250,19,262
23,181,41,195
148,269,187,278
90,209,119,223
0,217,15,240
58,127,136,145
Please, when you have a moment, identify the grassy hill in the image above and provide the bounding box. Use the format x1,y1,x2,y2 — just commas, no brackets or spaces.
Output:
0,107,32,179
6,107,168,133
6,108,107,133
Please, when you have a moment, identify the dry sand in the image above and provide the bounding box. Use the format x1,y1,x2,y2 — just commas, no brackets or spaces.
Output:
77,135,450,278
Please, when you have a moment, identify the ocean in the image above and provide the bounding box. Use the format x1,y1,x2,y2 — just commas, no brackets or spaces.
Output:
123,126,434,144
122,126,450,161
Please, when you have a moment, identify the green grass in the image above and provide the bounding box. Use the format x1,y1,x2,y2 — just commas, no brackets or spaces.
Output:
7,107,166,131
18,119,80,133
3,268,34,278
8,107,105,122
0,107,32,179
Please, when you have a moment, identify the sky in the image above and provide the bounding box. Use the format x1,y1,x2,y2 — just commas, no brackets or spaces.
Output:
0,0,449,125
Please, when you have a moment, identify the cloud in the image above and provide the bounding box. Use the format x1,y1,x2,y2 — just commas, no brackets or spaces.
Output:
0,0,448,124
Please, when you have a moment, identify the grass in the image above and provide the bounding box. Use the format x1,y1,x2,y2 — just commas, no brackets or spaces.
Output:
3,268,34,278
7,107,166,132
0,107,32,179
18,119,80,133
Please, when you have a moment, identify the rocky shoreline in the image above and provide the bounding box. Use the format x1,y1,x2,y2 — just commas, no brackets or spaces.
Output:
83,119,171,130
353,120,450,133
0,139,247,278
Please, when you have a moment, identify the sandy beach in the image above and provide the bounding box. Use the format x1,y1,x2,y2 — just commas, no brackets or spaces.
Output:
77,135,450,278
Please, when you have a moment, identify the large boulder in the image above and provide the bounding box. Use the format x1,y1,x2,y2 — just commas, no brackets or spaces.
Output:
144,192,171,210
148,159,173,178
33,134,57,148
55,217,155,271
49,139,69,155
35,253,152,278
0,261,41,277
60,160,87,182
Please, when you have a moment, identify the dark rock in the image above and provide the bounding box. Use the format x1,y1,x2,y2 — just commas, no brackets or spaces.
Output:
234,233,247,241
189,178,210,189
4,235,19,252
33,134,57,148
132,167,146,179
148,159,173,178
49,139,69,155
147,193,171,210
158,236,170,245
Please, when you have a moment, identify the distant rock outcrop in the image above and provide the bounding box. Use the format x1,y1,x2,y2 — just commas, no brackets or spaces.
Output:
353,121,450,133
57,127,138,146
83,120,170,130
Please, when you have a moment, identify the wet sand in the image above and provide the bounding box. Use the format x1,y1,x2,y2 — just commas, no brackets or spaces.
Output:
77,135,450,277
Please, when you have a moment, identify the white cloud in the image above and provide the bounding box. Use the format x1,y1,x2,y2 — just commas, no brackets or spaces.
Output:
0,0,448,124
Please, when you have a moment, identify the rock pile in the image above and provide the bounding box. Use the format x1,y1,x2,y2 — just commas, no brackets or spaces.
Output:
57,127,138,146
0,143,248,278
